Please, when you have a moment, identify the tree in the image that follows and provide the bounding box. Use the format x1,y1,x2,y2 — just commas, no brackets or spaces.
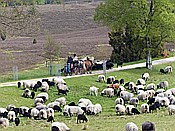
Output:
94,0,175,66
0,0,40,38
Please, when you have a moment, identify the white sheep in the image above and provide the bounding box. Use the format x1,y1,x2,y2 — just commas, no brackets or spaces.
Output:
140,103,149,113
53,77,66,85
160,97,170,107
121,92,134,102
146,83,156,90
142,73,150,81
55,97,66,107
115,104,126,115
125,105,135,115
23,88,31,98
64,106,84,117
89,86,99,96
97,75,105,82
36,92,49,103
164,66,173,73
134,85,145,93
168,105,175,115
169,96,175,105
115,98,125,105
47,101,60,109
46,108,54,118
34,98,44,106
39,109,47,120
78,98,92,107
126,122,138,131
101,88,114,97
23,81,35,89
41,81,49,92
137,78,146,86
86,104,95,115
30,108,39,119
163,89,172,97
93,104,102,115
170,88,175,95
145,90,155,98
7,111,16,122
51,122,70,131
36,103,47,111
130,97,139,107
0,108,8,114
157,81,168,90
6,104,16,111
0,118,9,127
137,92,148,101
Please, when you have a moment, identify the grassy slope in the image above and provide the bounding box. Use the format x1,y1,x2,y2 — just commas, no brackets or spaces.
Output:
1,62,175,130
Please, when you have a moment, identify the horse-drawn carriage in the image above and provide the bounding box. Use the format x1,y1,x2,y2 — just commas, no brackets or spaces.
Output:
63,57,94,76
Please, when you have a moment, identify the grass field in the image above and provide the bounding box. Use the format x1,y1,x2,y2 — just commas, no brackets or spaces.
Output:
0,62,175,131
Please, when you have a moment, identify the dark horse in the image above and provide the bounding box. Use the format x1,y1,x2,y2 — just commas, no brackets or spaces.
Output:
82,57,93,74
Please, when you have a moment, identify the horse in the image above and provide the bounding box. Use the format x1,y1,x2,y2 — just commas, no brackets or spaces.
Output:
82,57,93,74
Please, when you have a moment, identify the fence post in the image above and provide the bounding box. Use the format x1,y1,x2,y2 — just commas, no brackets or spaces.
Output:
55,64,61,76
103,60,106,78
13,66,18,80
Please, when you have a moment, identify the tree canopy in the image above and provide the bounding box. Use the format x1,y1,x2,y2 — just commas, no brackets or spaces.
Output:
94,0,175,63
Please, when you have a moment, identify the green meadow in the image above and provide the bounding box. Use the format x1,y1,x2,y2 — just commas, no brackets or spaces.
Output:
0,62,175,131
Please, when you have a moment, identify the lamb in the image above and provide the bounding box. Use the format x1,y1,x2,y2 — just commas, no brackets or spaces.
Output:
97,75,105,82
77,113,88,124
7,111,16,122
168,105,175,115
36,92,49,103
115,98,125,105
51,122,70,131
140,103,149,113
55,97,66,107
142,73,150,81
15,118,20,126
101,88,114,97
22,88,31,98
125,105,135,115
157,81,168,90
0,118,9,127
130,97,139,107
89,86,99,96
126,122,138,131
115,104,126,115
142,121,155,131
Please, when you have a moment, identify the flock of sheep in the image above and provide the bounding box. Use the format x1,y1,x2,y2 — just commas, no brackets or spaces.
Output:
0,64,174,131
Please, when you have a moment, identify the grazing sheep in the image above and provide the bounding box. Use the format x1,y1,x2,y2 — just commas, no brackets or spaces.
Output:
125,105,135,115
46,108,54,118
157,81,168,90
77,113,88,124
146,83,156,90
97,75,105,82
6,104,16,111
55,97,66,107
78,98,92,107
131,108,140,115
53,105,62,112
169,96,175,105
93,104,102,115
115,98,125,105
47,116,54,123
7,111,16,122
134,85,145,93
163,89,172,97
168,105,175,115
47,101,60,109
121,92,134,103
39,109,47,120
145,90,155,98
149,102,161,113
22,88,31,98
171,88,175,95
160,68,166,74
35,103,47,111
160,97,170,107
19,106,29,116
147,98,155,105
89,86,99,96
137,92,148,101
0,118,9,127
53,77,66,85
164,66,173,73
115,104,126,115
30,108,39,120
57,84,69,95
142,121,155,131
15,118,20,126
101,88,114,97
51,122,70,131
136,78,146,86
86,104,94,115
126,122,138,131
140,103,149,113
142,73,150,81
41,81,49,92
66,106,84,117
23,81,35,89
107,76,115,84
34,98,44,106
130,98,139,107
36,92,49,103
128,82,135,92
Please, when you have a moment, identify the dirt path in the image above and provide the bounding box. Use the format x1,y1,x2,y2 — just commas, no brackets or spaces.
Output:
0,56,175,87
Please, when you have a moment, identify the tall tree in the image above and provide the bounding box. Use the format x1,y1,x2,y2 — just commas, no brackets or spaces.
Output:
0,0,40,38
94,0,175,65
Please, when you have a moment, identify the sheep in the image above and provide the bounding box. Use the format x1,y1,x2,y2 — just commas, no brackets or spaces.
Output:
120,78,125,84
101,88,114,97
134,85,145,93
115,98,125,105
142,73,150,81
55,97,66,107
36,92,49,103
107,76,115,84
0,118,9,127
125,105,135,115
86,104,95,115
22,88,31,98
53,77,66,85
149,102,161,113
126,122,138,131
163,89,172,97
160,97,170,107
146,83,156,90
119,90,129,97
17,82,21,88
77,113,88,124
7,111,16,122
41,81,49,92
121,92,134,103
0,108,8,114
164,65,173,73
6,104,16,111
156,89,165,94
137,92,148,101
160,68,166,74
78,98,92,107
78,102,87,113
34,98,44,106
15,118,20,126
168,105,175,115
170,88,175,95
130,97,139,107
142,121,155,131
145,90,155,98
93,104,102,115
115,104,126,115
136,78,146,86
36,103,47,111
128,82,135,92
51,122,70,131
97,75,105,82
147,97,155,105
46,108,54,118
23,81,35,89
64,106,84,117
39,109,47,120
53,105,62,112
57,84,69,95
47,116,54,123
89,86,99,96
157,81,168,90
140,103,149,113
19,106,29,116
169,96,175,105
131,108,140,115
30,108,39,120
